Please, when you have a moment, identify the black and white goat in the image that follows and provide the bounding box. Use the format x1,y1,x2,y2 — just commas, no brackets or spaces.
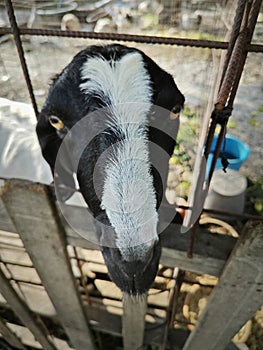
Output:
37,44,184,294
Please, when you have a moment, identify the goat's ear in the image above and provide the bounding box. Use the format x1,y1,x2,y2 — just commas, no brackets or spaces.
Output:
36,113,76,201
144,56,185,112
154,73,184,112
156,78,184,111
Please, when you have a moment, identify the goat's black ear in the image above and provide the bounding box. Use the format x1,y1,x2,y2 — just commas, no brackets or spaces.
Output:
155,74,185,112
36,113,76,200
143,55,185,112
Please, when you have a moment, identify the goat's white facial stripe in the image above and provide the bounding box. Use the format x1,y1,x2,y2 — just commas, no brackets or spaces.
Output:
80,53,152,110
80,52,158,261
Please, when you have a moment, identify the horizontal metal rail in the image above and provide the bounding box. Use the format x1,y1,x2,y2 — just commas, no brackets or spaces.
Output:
1,27,263,52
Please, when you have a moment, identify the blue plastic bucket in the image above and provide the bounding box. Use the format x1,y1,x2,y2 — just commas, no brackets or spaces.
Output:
206,135,250,175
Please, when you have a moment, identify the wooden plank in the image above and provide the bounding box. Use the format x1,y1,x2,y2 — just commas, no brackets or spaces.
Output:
148,288,169,308
0,295,167,348
182,220,263,350
1,180,96,350
85,302,122,337
6,323,74,350
0,181,237,276
65,207,236,277
1,296,164,346
0,318,26,350
1,264,41,285
13,283,56,316
122,293,147,350
0,246,32,266
0,230,23,248
86,297,161,347
2,219,235,278
160,224,236,277
67,226,234,277
94,280,122,299
0,268,57,350
160,248,226,277
0,198,16,233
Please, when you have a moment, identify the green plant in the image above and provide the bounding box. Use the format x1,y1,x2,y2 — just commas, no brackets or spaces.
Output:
249,117,260,127
227,119,237,129
246,177,263,213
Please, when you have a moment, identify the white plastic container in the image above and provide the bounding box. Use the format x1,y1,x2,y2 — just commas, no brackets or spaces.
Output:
204,169,247,220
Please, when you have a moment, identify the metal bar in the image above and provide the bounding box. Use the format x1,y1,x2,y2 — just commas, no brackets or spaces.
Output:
204,0,262,186
197,0,262,216
217,29,248,107
0,27,262,52
4,0,38,117
219,0,247,91
228,0,263,107
0,27,228,48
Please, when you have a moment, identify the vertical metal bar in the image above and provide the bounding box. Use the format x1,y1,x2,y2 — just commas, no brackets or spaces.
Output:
205,0,262,180
218,0,247,91
207,0,262,182
228,0,263,108
4,0,39,117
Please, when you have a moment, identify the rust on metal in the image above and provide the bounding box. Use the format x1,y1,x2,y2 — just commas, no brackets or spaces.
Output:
0,26,262,52
4,0,39,118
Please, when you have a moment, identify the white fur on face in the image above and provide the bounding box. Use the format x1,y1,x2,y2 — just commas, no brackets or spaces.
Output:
80,52,158,261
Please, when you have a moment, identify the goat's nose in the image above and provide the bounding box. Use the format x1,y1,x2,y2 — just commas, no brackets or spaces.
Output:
120,239,159,276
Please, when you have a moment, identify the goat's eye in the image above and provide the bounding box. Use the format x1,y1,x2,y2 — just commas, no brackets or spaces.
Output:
49,116,65,130
170,104,182,120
